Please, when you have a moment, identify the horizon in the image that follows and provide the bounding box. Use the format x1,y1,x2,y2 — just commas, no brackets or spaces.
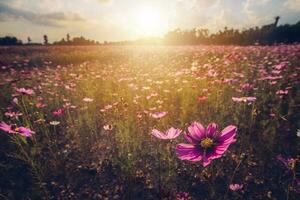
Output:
0,0,300,43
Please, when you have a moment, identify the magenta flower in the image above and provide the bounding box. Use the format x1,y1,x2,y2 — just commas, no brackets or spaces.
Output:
0,121,34,137
151,127,182,140
15,127,35,137
16,88,34,95
0,121,17,134
52,108,64,116
277,155,296,170
229,184,243,191
176,122,237,167
175,191,192,200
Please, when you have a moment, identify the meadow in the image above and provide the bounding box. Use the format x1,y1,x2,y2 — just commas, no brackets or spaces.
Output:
0,45,299,200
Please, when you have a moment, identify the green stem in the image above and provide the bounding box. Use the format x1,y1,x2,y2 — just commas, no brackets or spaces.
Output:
223,158,243,200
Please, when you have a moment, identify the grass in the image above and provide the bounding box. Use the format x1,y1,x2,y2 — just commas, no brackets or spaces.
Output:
0,45,299,199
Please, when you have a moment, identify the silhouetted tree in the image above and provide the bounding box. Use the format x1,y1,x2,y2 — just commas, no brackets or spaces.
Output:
163,16,300,45
53,35,99,45
27,37,31,44
0,36,22,45
2,16,300,46
66,33,70,43
274,16,280,27
43,35,48,45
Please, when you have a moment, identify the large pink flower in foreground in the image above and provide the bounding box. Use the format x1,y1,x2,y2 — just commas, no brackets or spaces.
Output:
151,127,182,140
176,122,237,167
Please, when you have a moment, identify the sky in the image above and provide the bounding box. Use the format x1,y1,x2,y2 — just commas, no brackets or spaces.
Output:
0,0,300,43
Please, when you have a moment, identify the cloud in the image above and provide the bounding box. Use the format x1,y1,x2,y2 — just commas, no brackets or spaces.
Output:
206,8,242,31
168,0,220,29
243,0,276,26
0,2,85,27
284,0,300,11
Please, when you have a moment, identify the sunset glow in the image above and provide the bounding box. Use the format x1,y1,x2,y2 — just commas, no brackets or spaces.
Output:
1,0,300,42
133,6,168,36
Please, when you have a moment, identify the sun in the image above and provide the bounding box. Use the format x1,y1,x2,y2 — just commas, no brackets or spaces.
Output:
133,6,168,37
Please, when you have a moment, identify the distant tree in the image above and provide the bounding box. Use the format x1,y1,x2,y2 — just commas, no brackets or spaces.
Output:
43,35,48,45
0,36,22,45
274,16,280,27
66,33,70,43
27,37,31,44
53,35,100,45
49,17,300,46
163,16,300,45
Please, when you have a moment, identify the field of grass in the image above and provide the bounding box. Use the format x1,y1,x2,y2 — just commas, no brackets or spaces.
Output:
0,45,299,200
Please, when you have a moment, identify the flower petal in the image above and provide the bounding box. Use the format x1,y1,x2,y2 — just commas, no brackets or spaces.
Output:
18,127,34,137
206,123,218,138
214,143,231,155
184,132,198,144
219,125,237,143
151,129,166,139
0,122,17,134
176,143,202,161
202,151,222,167
166,127,181,139
187,122,206,141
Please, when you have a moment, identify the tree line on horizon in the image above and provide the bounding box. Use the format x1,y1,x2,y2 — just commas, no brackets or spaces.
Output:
1,16,300,46
0,34,99,46
164,16,300,45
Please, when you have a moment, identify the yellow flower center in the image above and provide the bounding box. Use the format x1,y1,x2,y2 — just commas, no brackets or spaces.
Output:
200,138,214,148
14,127,20,132
288,160,295,170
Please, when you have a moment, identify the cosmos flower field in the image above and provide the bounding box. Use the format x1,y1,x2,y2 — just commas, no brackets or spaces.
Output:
0,45,299,199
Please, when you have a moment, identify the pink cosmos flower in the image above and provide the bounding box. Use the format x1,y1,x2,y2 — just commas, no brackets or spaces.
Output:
176,122,237,167
197,96,208,102
277,155,296,171
276,90,288,95
15,127,35,137
149,111,167,119
0,122,17,134
0,122,34,137
83,97,94,103
4,111,23,120
176,191,192,200
12,97,18,105
240,83,253,91
104,105,113,110
52,108,64,116
103,124,113,131
229,184,243,191
36,102,47,108
232,97,256,103
151,127,182,140
16,88,34,95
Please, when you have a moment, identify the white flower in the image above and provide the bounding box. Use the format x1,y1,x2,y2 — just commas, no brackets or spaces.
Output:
50,121,60,126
